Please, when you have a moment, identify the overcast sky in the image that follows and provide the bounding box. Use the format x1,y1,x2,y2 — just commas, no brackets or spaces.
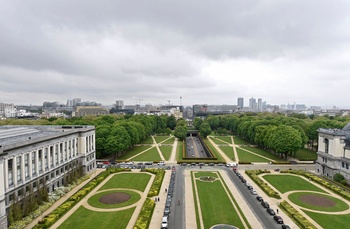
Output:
1,0,350,108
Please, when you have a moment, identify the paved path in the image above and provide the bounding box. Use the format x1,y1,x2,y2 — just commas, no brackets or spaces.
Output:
25,169,104,229
168,138,178,163
207,137,233,163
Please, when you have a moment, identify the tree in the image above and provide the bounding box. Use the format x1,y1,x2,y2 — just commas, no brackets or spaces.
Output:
270,125,303,159
167,115,177,130
199,123,212,138
174,125,187,141
193,117,204,130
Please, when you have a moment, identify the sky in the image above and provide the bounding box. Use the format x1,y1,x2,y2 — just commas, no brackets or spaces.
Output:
1,0,350,108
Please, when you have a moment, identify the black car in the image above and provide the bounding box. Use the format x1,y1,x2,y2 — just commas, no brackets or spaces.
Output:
247,185,253,190
241,178,246,183
266,208,275,215
273,215,284,224
181,163,187,166
208,163,215,166
261,201,269,208
281,225,291,229
256,196,263,202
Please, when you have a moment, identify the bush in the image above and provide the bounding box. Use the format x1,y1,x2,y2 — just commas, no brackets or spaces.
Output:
245,170,281,199
145,169,165,197
280,201,317,229
134,198,155,229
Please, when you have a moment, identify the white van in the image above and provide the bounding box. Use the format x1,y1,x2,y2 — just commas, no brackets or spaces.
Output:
226,162,237,167
161,216,168,228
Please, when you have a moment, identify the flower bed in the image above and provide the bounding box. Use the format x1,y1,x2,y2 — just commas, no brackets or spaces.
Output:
280,200,316,229
143,168,165,197
245,170,281,199
133,198,155,229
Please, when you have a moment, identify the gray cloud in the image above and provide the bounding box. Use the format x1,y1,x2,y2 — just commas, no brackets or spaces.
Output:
1,0,350,107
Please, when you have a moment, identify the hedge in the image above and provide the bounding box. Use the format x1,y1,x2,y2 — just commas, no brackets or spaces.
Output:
133,198,155,229
144,168,165,197
245,170,281,199
280,200,317,229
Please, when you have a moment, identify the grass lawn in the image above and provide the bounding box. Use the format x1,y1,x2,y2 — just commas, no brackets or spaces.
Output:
195,175,245,229
194,171,218,178
232,136,249,145
203,139,225,161
288,192,349,212
263,174,326,194
219,146,236,161
159,145,172,160
176,140,183,161
214,136,232,144
139,136,154,144
117,145,152,160
243,147,285,162
132,147,162,161
295,148,317,161
88,190,141,209
58,206,135,229
99,173,151,192
153,135,171,143
236,147,271,163
210,137,229,145
303,210,350,229
161,136,175,144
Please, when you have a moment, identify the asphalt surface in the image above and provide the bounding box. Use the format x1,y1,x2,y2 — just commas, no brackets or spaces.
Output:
185,136,207,158
168,166,185,229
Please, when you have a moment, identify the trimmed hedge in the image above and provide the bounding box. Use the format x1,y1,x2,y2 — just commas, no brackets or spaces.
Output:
245,170,281,199
143,168,165,197
280,200,317,229
134,198,155,229
33,168,130,229
280,170,350,202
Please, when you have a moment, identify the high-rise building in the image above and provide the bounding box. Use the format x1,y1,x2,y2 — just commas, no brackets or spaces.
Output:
115,100,124,110
249,97,257,110
258,98,262,110
237,97,244,110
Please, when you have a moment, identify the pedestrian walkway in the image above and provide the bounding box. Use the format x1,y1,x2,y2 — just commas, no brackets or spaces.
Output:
25,169,104,229
207,137,233,163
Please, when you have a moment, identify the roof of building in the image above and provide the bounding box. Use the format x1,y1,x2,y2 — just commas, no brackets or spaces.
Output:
0,125,94,153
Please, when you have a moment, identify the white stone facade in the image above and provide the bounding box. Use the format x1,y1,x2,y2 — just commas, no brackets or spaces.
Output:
316,126,350,184
0,125,96,228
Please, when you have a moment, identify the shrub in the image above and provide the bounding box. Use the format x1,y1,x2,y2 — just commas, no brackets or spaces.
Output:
134,198,155,229
280,201,317,229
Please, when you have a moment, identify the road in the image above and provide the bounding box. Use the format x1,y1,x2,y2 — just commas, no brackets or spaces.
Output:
185,136,207,158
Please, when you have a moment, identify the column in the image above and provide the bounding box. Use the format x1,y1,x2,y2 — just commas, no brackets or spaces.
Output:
4,159,8,189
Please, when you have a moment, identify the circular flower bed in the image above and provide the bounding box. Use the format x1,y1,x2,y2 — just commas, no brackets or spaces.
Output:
99,192,131,204
199,176,217,182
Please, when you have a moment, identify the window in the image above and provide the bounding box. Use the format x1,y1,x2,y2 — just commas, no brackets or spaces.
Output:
17,156,22,182
8,159,13,186
32,152,36,175
342,162,345,168
25,154,29,178
55,145,58,165
324,138,329,154
44,148,48,169
38,149,43,172
50,146,54,167
346,164,349,170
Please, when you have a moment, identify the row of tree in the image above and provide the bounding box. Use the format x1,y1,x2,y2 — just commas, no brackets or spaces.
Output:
193,113,349,156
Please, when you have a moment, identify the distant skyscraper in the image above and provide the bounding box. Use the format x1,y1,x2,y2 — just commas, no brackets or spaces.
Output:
237,97,244,110
258,98,262,110
115,100,124,109
249,97,257,110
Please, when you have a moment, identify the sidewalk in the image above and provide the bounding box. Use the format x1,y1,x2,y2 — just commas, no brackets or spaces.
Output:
25,169,104,229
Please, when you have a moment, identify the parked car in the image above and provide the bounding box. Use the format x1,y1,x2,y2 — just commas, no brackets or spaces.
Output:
145,162,153,165
161,216,168,229
251,189,257,195
267,208,276,215
256,196,263,202
241,178,246,183
164,206,170,216
158,161,165,166
281,225,291,229
273,215,284,224
181,163,187,166
208,163,215,166
261,201,270,208
247,185,253,190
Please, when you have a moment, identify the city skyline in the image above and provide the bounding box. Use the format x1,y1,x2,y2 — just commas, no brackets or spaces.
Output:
1,1,350,108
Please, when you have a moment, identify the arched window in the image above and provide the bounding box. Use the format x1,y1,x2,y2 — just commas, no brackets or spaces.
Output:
324,138,329,154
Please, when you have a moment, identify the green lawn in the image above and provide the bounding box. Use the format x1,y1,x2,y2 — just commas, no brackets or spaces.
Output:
263,174,326,193
232,136,249,145
131,147,162,161
219,146,236,161
139,136,154,144
303,210,350,229
203,139,225,161
159,145,172,160
243,147,284,162
161,136,175,144
117,145,152,160
153,136,171,143
88,190,141,209
288,192,349,212
58,206,135,229
177,140,183,161
214,136,232,144
295,148,317,161
99,173,151,192
194,173,245,229
236,147,271,163
210,137,229,145
194,171,218,178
